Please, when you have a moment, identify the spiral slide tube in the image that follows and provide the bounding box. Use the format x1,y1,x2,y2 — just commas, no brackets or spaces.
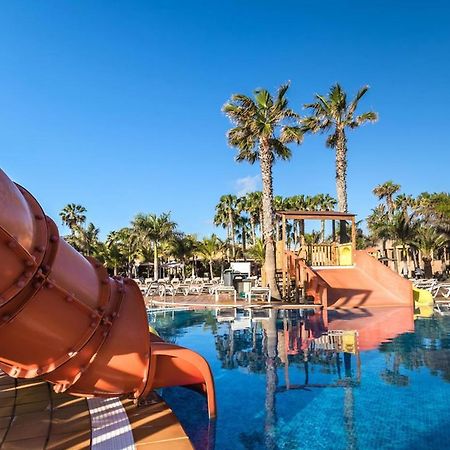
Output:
0,169,216,418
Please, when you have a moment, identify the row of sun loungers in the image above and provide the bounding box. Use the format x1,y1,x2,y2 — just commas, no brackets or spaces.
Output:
413,279,450,299
413,279,450,316
133,277,271,304
134,277,223,297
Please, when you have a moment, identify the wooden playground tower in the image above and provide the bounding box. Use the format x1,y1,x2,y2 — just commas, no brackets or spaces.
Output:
275,210,357,301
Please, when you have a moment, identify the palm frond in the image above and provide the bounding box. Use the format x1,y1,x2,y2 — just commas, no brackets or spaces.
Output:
254,89,272,109
280,126,303,144
326,132,338,148
355,111,378,125
348,85,370,116
269,139,292,160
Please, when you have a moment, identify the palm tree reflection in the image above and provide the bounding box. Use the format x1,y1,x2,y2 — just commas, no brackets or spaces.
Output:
212,308,361,449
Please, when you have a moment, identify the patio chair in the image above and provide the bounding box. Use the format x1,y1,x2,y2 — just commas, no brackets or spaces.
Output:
435,283,450,299
246,287,271,303
144,282,160,297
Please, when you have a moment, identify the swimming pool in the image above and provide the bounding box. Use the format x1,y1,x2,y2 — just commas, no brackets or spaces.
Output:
148,307,450,450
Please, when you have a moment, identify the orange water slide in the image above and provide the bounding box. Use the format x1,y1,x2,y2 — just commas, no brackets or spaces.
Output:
0,169,216,418
307,250,414,309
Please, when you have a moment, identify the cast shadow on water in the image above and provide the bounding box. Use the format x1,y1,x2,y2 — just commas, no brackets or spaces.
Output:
149,307,450,450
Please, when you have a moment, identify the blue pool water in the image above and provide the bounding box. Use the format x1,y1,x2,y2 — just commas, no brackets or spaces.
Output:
148,307,450,450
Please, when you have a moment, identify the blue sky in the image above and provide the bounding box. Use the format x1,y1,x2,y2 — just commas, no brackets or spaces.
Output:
0,1,449,238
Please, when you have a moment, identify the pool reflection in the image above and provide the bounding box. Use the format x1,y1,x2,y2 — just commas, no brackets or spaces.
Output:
148,306,450,450
212,307,414,450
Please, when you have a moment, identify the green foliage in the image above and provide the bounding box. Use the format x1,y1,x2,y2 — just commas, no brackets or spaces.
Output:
223,83,303,164
247,238,265,265
59,203,86,232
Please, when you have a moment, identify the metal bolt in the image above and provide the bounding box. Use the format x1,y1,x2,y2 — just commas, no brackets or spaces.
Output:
25,260,35,267
90,321,97,327
7,240,17,249
16,280,25,288
46,282,54,289
90,312,97,319
66,296,73,302
24,271,33,278
35,245,45,253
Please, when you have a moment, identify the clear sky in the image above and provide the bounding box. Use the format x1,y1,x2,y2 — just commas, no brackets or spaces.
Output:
1,1,449,238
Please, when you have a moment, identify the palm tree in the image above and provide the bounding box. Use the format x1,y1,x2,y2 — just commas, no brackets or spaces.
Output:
413,226,448,278
214,194,238,259
59,203,87,233
223,83,303,297
302,84,377,213
78,222,100,257
389,212,419,275
373,181,401,218
169,234,197,279
197,235,223,279
315,193,337,241
242,191,263,244
248,238,265,266
287,194,307,245
367,204,391,261
395,194,416,220
273,195,290,241
416,192,450,234
104,231,129,275
235,214,250,257
132,212,177,281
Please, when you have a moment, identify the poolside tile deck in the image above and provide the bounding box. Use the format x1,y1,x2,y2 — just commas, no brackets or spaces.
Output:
0,372,193,449
146,293,319,310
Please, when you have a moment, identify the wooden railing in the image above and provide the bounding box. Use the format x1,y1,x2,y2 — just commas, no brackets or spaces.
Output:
305,243,337,266
282,251,328,305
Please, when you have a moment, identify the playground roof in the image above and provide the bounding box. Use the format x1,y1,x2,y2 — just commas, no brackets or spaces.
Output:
275,210,356,221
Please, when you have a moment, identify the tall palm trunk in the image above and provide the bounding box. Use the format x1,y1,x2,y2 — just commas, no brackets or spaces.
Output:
229,212,236,259
423,256,433,278
336,128,348,213
242,225,247,256
336,128,348,242
209,259,214,279
153,242,159,281
250,217,256,245
392,245,399,273
260,140,279,298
